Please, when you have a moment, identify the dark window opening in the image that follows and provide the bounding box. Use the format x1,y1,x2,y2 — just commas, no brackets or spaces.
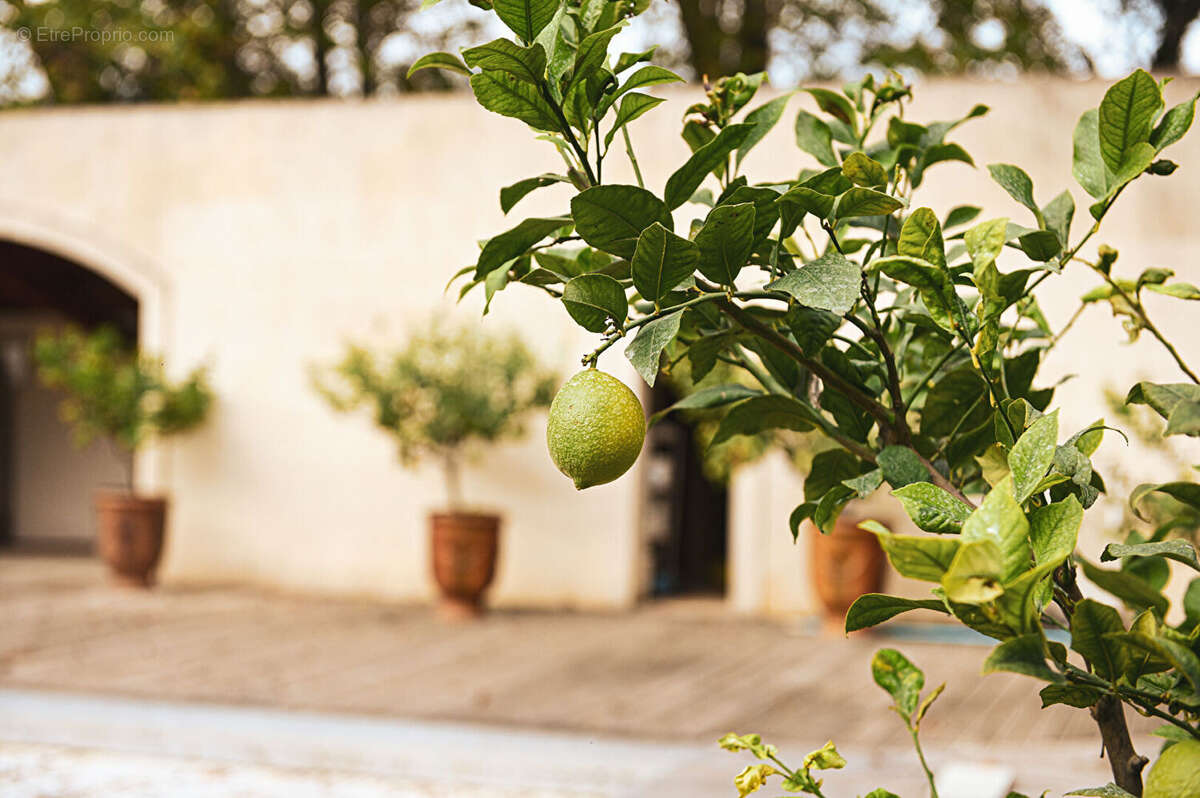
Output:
643,381,728,597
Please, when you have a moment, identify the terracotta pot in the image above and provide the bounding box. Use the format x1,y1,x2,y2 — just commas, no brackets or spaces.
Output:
430,512,500,619
808,514,886,633
94,493,167,588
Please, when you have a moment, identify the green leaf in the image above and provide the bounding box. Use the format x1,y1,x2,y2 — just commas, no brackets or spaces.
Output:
844,468,883,498
1130,481,1200,519
461,39,546,83
805,449,865,502
765,251,861,314
476,216,570,278
804,87,856,125
598,65,683,116
561,273,627,332
921,368,988,438
649,384,761,425
1009,410,1059,503
1150,90,1199,151
493,0,560,43
1069,598,1128,681
898,207,946,270
942,540,1006,604
871,648,924,720
1042,190,1075,248
1102,540,1200,572
694,202,755,286
892,482,973,534
842,152,888,187
569,25,620,91
1066,785,1137,798
961,479,1032,582
834,187,904,219
983,634,1063,683
1126,381,1200,419
1029,496,1082,567
1146,281,1200,300
1040,683,1103,709
877,445,929,489
987,164,1040,222
470,71,559,130
1073,109,1113,200
624,310,682,386
794,110,837,167
964,217,1008,270
603,93,666,148
786,306,841,355
1079,558,1169,616
406,51,471,78
630,222,699,303
612,47,655,73
1098,69,1162,175
571,184,670,259
945,205,982,229
500,173,567,214
871,528,961,582
710,395,820,446
1157,635,1200,691
1166,400,1200,436
663,124,755,210
871,255,963,334
736,94,791,166
1018,230,1061,262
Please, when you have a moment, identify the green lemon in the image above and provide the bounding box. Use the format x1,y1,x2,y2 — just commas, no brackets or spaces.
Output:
547,368,646,489
1145,739,1200,798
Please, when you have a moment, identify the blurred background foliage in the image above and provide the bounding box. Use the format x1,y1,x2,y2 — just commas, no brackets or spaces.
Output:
1,0,1200,105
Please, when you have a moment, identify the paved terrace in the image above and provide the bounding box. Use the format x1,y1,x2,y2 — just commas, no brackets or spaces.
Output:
0,554,1151,748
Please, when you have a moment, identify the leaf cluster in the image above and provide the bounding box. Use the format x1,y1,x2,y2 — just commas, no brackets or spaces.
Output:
33,325,212,453
312,322,558,465
419,0,1200,783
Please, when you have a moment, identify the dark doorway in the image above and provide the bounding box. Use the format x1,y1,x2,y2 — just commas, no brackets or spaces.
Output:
643,381,728,596
0,240,138,548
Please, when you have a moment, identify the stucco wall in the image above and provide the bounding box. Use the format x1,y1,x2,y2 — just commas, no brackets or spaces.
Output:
0,77,1197,611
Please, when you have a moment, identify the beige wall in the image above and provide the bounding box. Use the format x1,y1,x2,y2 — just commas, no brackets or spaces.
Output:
0,78,1197,611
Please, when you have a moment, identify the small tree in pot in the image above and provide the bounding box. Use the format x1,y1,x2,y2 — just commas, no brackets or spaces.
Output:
33,325,211,587
314,323,558,618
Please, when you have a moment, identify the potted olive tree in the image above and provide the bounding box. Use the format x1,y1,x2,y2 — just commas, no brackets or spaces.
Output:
314,323,557,618
33,325,211,587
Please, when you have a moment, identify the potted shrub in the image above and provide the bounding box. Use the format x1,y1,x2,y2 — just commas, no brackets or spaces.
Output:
33,325,211,587
314,323,557,618
418,3,1200,790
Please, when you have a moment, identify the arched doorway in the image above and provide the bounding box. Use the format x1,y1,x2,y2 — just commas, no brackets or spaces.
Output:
0,240,138,550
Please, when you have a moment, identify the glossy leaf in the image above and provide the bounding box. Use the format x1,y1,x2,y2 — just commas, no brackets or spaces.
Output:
871,648,924,720
694,203,755,286
407,51,471,78
983,634,1063,683
1097,69,1161,175
493,0,560,43
960,479,1032,582
475,216,570,278
571,185,670,258
470,71,559,130
736,94,790,166
649,384,761,425
663,124,755,210
462,39,545,83
561,273,627,332
630,222,699,303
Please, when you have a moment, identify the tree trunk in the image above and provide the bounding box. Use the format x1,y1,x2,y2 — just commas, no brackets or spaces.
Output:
1153,0,1200,72
312,0,331,95
1090,694,1148,795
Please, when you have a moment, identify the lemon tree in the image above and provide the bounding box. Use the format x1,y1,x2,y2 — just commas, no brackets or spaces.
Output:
416,2,1200,792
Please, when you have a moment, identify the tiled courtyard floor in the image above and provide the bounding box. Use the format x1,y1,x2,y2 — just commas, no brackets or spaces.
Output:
0,554,1153,748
